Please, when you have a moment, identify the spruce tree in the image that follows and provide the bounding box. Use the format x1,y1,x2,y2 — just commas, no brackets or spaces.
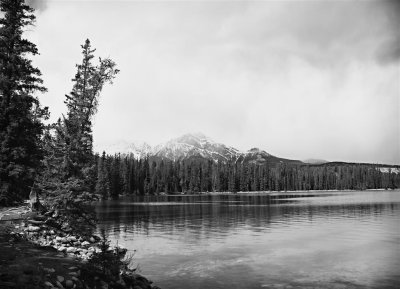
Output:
39,39,118,207
0,0,48,205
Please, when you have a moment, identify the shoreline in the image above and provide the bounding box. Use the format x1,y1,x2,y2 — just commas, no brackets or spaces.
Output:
130,188,396,198
0,204,160,289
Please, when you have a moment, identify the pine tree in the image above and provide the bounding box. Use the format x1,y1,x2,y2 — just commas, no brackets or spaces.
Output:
0,0,48,205
39,39,118,207
61,39,119,179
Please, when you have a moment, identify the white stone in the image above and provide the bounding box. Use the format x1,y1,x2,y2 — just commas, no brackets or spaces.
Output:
28,226,40,232
57,275,65,283
58,246,66,252
67,236,77,242
66,247,77,253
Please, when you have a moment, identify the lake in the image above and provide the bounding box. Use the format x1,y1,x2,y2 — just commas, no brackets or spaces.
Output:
95,190,400,289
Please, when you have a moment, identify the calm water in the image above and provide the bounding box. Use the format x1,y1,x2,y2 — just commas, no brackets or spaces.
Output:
95,190,400,289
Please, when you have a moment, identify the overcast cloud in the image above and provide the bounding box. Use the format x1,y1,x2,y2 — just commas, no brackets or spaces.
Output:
26,0,399,164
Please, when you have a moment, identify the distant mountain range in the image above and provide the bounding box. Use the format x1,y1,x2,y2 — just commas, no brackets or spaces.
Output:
95,133,302,165
95,133,399,171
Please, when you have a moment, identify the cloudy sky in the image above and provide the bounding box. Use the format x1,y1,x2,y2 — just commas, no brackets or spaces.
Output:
25,0,399,164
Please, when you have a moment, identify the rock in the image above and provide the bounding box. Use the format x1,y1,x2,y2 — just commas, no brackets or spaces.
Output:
44,281,54,288
57,275,65,283
89,237,95,243
61,237,68,243
28,219,44,225
55,236,63,242
67,236,77,242
66,247,77,253
65,280,74,288
58,246,66,252
43,267,55,273
81,241,90,246
27,225,40,232
68,272,78,277
56,280,65,289
71,276,79,282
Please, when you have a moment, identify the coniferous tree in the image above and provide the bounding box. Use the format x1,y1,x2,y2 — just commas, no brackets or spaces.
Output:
0,0,48,205
39,39,118,207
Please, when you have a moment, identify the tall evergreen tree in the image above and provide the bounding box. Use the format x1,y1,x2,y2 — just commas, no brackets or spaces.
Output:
0,0,48,205
39,39,118,205
61,39,119,179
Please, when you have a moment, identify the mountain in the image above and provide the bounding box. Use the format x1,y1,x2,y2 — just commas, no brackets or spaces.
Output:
237,148,302,165
152,133,242,162
94,140,151,159
95,133,303,165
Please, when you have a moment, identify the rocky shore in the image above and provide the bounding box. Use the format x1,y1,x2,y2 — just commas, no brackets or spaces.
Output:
0,205,160,289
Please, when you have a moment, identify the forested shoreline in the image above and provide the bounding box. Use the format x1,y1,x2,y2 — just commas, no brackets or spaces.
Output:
95,153,400,198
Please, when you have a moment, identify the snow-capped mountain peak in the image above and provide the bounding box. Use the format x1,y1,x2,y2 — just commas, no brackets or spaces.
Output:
94,133,302,165
152,133,240,162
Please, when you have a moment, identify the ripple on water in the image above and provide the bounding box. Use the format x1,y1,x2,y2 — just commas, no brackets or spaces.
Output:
96,190,400,289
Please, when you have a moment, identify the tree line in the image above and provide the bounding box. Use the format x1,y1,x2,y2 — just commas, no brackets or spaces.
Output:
94,153,400,198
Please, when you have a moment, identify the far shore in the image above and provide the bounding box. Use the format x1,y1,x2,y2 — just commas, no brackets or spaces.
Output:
115,188,398,199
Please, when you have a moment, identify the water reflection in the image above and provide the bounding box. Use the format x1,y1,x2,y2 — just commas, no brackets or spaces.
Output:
96,190,400,289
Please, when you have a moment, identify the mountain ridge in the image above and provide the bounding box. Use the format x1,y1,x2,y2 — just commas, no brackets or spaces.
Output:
94,133,302,165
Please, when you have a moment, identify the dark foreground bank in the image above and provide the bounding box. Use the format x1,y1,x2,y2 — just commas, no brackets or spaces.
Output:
0,205,160,289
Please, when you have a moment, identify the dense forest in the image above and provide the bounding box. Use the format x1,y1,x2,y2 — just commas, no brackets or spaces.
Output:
94,153,400,199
